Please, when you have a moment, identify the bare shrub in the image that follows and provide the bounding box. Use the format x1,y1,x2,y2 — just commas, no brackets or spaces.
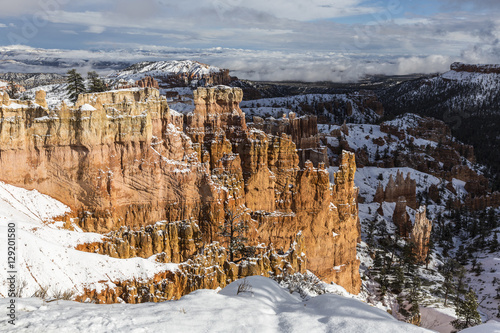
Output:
237,278,252,295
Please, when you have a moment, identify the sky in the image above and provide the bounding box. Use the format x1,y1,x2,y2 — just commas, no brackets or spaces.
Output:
0,0,499,81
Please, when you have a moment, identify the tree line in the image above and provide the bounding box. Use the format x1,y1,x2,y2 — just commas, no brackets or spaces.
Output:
66,69,108,103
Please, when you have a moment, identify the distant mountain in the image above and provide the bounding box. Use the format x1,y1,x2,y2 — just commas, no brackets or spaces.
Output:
108,60,233,88
111,60,222,80
0,72,65,89
379,62,500,188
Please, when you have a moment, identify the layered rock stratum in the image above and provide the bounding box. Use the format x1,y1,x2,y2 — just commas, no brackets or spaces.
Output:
0,86,361,300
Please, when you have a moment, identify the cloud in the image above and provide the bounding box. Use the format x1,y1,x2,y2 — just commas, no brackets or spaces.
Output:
0,45,464,82
0,23,7,28
440,0,500,10
0,0,499,81
60,29,78,35
202,0,382,21
85,25,106,34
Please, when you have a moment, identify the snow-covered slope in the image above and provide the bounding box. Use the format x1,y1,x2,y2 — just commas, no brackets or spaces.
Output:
0,182,178,298
0,276,432,333
110,60,221,81
241,93,381,124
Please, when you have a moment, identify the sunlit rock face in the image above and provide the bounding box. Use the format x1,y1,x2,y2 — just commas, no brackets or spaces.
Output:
0,86,361,298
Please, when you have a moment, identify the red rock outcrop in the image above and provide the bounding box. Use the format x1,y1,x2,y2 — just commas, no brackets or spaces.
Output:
136,76,159,89
76,233,306,304
464,192,500,211
0,86,361,298
410,206,433,263
393,197,411,238
251,113,328,167
450,62,500,74
374,171,417,209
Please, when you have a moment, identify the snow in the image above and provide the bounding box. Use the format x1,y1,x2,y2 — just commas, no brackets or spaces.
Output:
110,60,221,82
80,103,96,111
460,321,500,333
240,93,381,123
420,307,457,333
353,167,441,202
0,276,433,332
441,70,500,85
0,181,178,298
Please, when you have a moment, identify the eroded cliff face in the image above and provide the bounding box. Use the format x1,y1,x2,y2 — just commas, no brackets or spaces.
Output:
76,222,306,304
250,113,328,168
0,86,361,298
393,197,411,238
374,171,417,209
410,206,433,263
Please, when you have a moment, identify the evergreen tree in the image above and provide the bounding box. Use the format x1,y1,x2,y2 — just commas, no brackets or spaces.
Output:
489,232,499,253
87,71,107,93
402,241,417,275
391,265,405,294
441,260,456,306
407,276,422,323
451,289,481,331
66,69,85,103
7,79,18,99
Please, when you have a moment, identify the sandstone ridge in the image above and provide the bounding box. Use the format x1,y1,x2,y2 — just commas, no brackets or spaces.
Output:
0,86,361,298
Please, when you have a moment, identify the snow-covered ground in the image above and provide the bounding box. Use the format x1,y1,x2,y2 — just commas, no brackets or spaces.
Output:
0,276,433,333
0,181,178,298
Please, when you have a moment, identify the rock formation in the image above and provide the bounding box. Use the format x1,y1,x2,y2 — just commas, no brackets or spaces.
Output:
450,62,500,74
0,86,362,299
136,76,160,89
250,113,328,167
76,223,306,304
410,206,433,263
374,171,417,209
393,197,411,238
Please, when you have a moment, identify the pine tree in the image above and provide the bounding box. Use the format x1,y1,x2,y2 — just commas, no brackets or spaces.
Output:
66,69,85,103
442,269,454,306
402,241,417,275
87,71,107,93
451,289,481,331
489,232,499,253
7,79,18,99
391,265,405,294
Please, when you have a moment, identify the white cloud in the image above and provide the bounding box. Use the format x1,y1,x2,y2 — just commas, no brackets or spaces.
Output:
0,23,7,28
85,25,106,34
61,29,78,35
0,45,462,82
201,0,382,21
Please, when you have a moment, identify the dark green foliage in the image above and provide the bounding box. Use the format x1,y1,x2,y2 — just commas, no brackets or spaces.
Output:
87,71,107,93
440,259,462,306
66,69,85,103
7,79,18,99
380,76,500,186
451,289,481,331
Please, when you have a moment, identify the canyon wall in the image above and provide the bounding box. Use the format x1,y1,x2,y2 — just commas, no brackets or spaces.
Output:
0,86,361,297
250,113,328,167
